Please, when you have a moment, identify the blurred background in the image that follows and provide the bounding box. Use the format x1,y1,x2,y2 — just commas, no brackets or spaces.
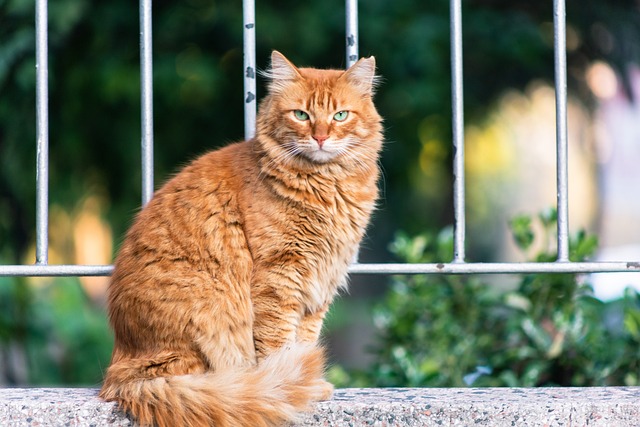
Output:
1,0,639,387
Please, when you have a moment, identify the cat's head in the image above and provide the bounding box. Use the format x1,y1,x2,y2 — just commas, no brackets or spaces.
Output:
256,51,382,167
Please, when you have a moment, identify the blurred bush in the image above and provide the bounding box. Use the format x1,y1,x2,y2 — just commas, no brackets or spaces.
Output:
0,277,112,385
329,210,640,387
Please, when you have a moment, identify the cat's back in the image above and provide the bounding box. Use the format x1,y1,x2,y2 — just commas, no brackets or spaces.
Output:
132,140,252,223
111,141,255,286
160,140,255,199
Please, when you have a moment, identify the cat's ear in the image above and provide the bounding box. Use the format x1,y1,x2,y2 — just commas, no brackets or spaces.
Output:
263,51,302,94
342,56,379,96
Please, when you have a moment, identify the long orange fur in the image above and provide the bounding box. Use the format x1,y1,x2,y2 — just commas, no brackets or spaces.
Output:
99,51,383,426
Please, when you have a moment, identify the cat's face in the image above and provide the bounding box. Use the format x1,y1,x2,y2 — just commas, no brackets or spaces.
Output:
257,52,382,166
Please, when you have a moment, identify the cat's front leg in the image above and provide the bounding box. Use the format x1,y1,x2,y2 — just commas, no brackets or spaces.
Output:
251,271,302,359
296,303,329,345
297,303,334,401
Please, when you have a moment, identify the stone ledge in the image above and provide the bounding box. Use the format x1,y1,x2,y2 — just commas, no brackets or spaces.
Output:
1,387,639,426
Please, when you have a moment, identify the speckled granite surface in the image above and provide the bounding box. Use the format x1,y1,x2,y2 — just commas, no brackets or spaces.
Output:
1,387,639,426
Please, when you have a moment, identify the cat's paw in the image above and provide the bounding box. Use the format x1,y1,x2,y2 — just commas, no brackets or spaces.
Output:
316,379,334,401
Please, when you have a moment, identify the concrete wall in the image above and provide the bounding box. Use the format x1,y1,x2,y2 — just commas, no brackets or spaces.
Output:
1,387,639,426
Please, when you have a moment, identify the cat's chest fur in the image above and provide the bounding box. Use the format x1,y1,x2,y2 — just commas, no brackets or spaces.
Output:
240,150,377,312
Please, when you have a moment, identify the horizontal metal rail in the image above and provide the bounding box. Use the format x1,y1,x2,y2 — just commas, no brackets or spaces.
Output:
0,265,114,277
349,262,640,275
1,262,638,277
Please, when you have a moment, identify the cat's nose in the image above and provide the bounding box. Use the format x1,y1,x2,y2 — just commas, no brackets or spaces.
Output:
312,135,329,148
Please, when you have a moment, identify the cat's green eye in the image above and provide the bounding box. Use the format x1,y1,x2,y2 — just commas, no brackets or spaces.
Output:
294,110,309,121
333,111,349,122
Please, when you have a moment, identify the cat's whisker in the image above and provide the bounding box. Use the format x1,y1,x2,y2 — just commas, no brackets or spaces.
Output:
264,140,297,164
254,139,308,187
335,140,378,174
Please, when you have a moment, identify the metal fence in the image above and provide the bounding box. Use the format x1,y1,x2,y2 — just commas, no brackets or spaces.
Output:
1,0,639,278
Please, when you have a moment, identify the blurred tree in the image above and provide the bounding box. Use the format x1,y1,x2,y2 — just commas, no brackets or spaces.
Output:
2,0,640,258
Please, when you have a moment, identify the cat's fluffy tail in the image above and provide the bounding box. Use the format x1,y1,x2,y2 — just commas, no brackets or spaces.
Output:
99,343,330,427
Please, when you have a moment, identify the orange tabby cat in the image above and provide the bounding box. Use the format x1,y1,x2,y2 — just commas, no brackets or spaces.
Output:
99,51,383,427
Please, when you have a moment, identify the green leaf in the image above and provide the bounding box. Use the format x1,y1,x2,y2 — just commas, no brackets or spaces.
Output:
570,230,598,261
509,214,534,250
521,318,551,351
623,309,640,339
538,207,558,229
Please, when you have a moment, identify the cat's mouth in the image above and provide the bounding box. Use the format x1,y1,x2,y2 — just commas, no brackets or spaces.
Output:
300,140,341,163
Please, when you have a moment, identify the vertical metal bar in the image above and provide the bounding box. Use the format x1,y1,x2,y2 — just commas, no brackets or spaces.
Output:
35,0,49,265
243,0,256,140
346,0,360,265
140,0,154,206
345,0,358,67
451,0,465,263
554,0,569,262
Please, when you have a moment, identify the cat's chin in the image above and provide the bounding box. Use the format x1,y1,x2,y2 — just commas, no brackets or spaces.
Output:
302,149,340,164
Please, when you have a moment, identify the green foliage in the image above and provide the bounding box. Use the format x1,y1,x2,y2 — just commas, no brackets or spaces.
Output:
0,277,112,385
330,211,640,388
